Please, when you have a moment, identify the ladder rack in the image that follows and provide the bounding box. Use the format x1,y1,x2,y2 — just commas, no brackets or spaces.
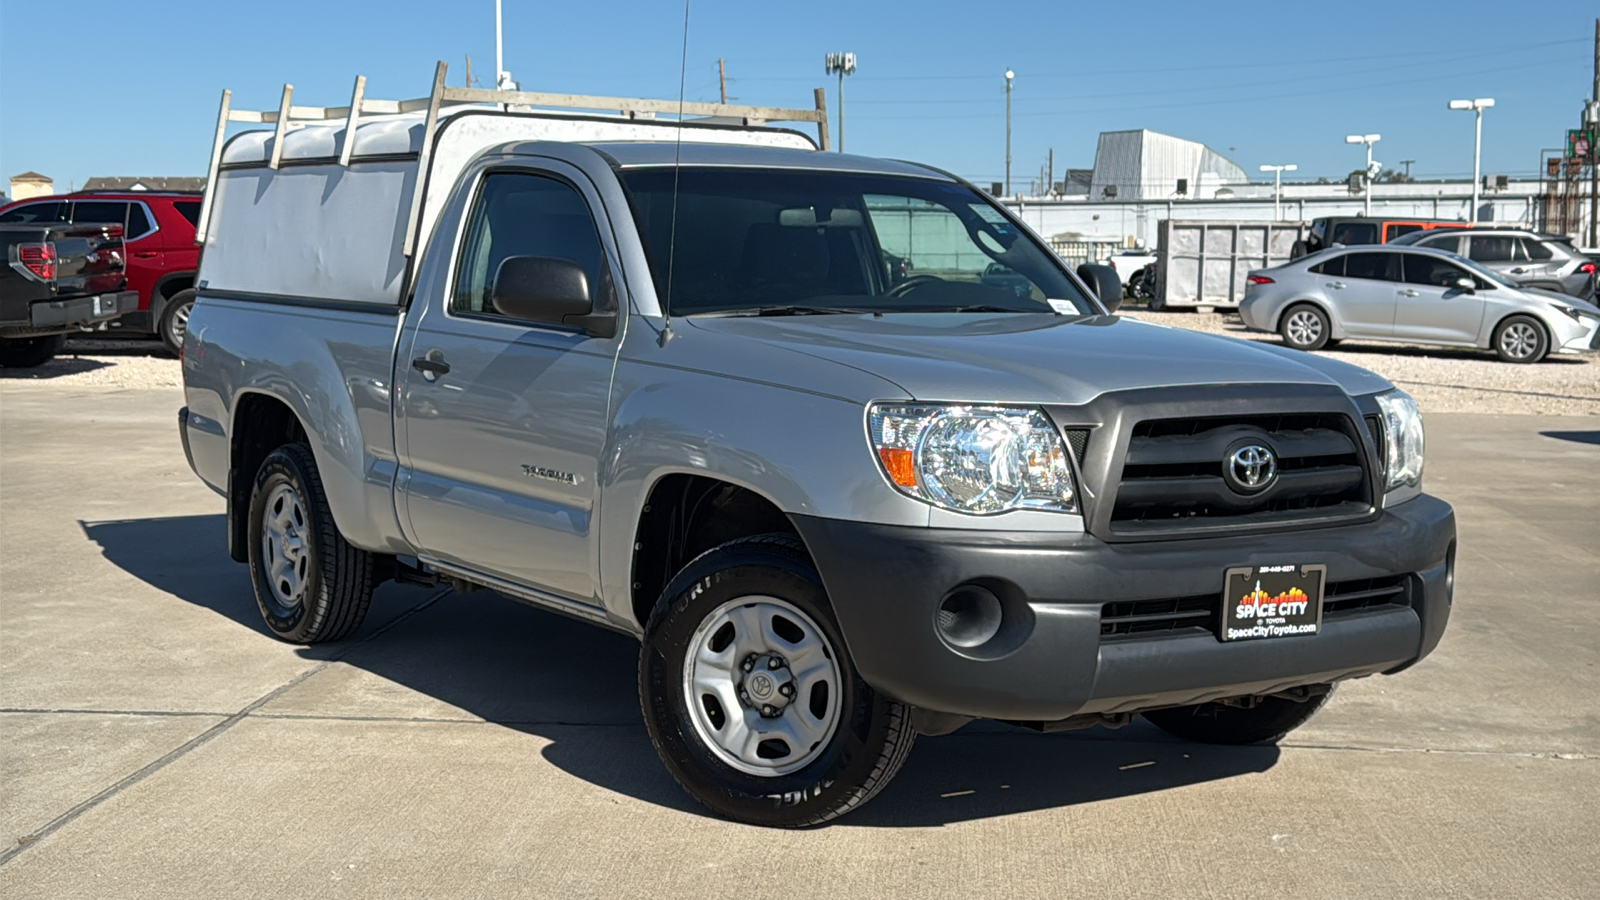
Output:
195,60,832,254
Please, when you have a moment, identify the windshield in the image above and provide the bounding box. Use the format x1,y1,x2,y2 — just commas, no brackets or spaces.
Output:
618,167,1095,316
1451,254,1515,288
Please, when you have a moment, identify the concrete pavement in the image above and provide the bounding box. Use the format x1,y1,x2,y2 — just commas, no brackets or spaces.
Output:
1,382,1595,899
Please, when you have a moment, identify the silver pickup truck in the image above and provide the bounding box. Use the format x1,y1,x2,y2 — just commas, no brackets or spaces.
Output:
179,73,1455,827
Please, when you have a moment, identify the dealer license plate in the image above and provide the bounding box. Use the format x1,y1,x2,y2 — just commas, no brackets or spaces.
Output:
1221,564,1325,642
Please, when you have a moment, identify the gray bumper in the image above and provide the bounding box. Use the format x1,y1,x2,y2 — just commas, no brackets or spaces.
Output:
27,290,138,331
793,494,1455,722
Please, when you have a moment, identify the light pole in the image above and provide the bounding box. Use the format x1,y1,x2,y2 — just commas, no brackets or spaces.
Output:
493,0,515,90
1005,69,1014,197
1448,98,1494,222
824,53,857,152
1259,164,1297,220
1345,134,1381,216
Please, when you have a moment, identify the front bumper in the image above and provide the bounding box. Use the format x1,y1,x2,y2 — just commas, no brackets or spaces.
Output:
794,494,1455,722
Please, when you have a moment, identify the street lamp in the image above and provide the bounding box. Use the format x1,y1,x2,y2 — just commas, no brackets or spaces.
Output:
1259,164,1298,220
824,53,857,152
1004,69,1015,196
1448,98,1494,222
493,0,515,89
1345,134,1381,215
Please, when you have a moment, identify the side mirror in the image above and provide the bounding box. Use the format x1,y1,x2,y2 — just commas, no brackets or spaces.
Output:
490,255,615,337
1452,276,1476,294
1078,263,1123,312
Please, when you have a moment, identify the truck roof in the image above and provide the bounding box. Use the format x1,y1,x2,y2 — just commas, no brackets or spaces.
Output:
587,142,951,181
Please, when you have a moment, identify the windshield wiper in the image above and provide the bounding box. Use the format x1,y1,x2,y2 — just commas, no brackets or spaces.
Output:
696,305,869,318
896,304,1034,314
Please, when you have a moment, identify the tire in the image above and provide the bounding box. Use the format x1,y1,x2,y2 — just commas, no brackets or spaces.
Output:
1279,303,1330,351
639,534,916,827
1143,684,1337,745
246,443,374,643
1290,239,1309,260
158,288,196,356
1492,314,1549,364
0,335,65,368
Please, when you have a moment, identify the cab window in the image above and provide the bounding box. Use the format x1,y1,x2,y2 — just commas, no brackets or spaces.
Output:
1468,236,1516,262
452,172,607,318
1330,222,1377,245
1385,223,1423,241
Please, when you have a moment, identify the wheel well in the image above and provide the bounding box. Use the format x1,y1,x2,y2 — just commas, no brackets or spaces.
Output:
227,393,309,562
1490,311,1549,346
157,274,195,300
630,475,801,629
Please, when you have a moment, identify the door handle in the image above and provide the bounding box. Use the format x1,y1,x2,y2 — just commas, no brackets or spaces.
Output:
1508,267,1526,275
411,353,450,380
133,251,159,258
1325,282,1346,289
1397,289,1419,297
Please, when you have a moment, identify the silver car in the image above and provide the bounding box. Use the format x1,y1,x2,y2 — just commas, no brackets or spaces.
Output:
1239,245,1600,363
1388,227,1597,302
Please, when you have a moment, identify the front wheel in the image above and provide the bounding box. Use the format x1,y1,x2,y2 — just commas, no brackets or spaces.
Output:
639,535,916,827
1143,684,1337,745
0,335,65,368
1279,303,1331,351
247,443,374,643
1492,314,1549,363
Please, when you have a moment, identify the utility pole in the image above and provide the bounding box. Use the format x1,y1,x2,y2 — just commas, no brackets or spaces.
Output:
1048,148,1053,196
824,53,857,152
718,58,727,105
1400,159,1415,179
1005,69,1014,197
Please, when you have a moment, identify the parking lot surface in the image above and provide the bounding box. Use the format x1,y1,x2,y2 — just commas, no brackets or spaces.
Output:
2,369,1597,898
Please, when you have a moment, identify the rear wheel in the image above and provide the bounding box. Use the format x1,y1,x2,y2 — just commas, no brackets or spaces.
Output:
247,443,373,643
1492,314,1548,363
1143,685,1337,745
640,535,916,827
1279,303,1330,351
159,289,196,356
0,335,65,368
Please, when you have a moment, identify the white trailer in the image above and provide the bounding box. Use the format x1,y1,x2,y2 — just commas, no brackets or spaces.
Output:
1153,219,1307,311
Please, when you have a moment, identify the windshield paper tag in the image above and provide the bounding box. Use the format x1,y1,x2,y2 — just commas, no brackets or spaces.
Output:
1047,299,1077,315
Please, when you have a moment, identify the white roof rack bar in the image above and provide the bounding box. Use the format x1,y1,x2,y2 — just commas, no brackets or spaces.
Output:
402,62,449,258
339,76,366,167
267,85,294,170
193,60,833,245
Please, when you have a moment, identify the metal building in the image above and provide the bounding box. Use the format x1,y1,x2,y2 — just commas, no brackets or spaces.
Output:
1086,130,1248,201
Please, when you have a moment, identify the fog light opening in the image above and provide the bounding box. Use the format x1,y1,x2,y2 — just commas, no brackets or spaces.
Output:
936,585,1004,649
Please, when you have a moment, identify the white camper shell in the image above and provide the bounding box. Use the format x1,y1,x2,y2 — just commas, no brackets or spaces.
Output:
196,62,831,307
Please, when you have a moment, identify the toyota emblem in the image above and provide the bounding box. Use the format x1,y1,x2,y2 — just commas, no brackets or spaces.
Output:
1225,444,1277,493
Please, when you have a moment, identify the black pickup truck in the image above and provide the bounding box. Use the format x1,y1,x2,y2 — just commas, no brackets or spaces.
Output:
1,222,138,367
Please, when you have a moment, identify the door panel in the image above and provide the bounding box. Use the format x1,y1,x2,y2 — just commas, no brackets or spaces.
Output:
1327,251,1398,337
1394,253,1487,343
396,167,622,602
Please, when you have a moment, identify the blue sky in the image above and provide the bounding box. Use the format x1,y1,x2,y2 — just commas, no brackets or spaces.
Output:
2,0,1595,193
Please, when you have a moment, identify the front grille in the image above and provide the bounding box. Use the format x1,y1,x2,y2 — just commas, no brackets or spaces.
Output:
1099,574,1414,640
1110,413,1372,535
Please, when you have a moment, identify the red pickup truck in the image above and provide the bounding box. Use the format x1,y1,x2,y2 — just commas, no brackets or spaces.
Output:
0,192,201,353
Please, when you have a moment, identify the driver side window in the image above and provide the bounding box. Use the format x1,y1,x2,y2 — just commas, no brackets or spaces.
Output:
453,172,607,317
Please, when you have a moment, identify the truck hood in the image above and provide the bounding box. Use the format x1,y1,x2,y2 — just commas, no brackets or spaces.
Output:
685,312,1393,405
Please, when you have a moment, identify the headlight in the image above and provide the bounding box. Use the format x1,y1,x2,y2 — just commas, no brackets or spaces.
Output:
1375,389,1424,493
1555,305,1583,322
868,404,1078,515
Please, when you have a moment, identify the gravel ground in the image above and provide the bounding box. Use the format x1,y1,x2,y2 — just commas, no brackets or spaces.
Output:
1123,309,1600,416
3,321,1596,415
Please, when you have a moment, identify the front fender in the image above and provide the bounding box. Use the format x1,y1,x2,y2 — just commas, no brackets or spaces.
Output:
595,363,929,625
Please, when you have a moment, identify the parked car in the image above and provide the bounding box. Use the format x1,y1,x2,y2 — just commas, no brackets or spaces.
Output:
1388,227,1597,302
0,222,138,367
0,192,201,353
1240,245,1600,363
978,262,1035,298
1292,216,1465,258
180,74,1455,827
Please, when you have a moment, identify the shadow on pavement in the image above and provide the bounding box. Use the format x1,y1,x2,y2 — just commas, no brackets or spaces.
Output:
1541,430,1600,446
0,357,114,380
81,513,1280,826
